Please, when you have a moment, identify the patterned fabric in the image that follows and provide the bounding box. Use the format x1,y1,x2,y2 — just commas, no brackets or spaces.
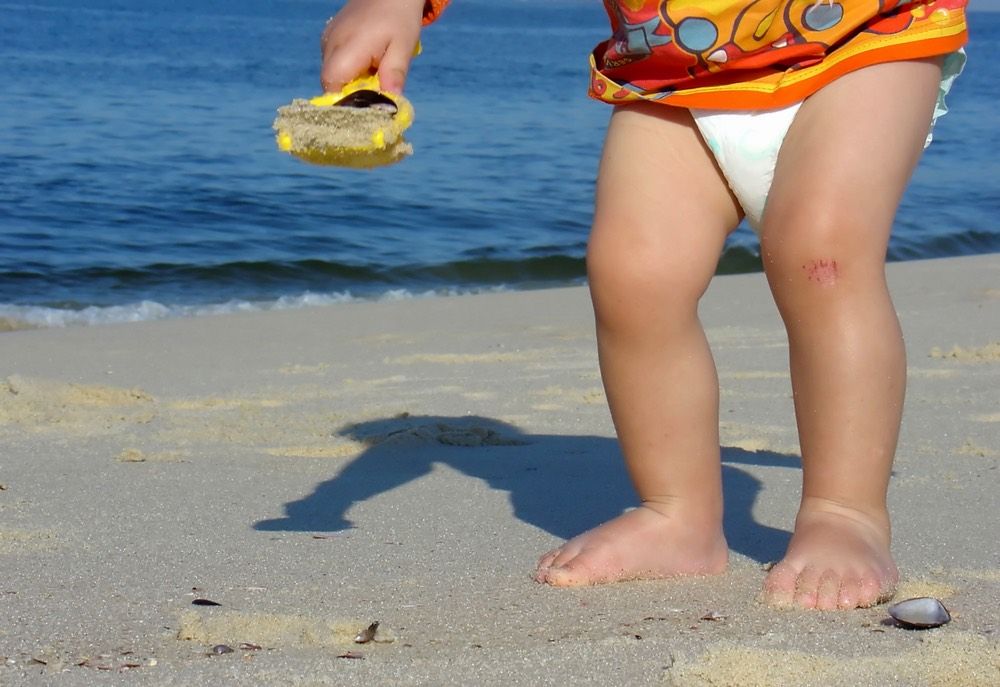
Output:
421,1,967,110
590,0,968,109
423,0,451,25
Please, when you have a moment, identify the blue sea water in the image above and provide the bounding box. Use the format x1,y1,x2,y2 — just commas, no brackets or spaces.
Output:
0,0,997,328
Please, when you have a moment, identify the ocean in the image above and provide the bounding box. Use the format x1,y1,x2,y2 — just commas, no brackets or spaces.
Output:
1,0,997,329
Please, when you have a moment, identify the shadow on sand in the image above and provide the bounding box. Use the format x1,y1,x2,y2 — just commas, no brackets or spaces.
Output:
255,414,800,564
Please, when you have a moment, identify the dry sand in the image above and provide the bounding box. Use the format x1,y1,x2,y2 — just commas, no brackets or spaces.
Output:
0,255,997,685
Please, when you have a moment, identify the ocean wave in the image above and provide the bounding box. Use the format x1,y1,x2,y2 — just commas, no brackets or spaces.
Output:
0,244,768,330
0,286,519,331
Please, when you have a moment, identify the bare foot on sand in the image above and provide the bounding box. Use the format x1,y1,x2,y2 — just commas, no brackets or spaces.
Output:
761,499,898,610
534,503,728,586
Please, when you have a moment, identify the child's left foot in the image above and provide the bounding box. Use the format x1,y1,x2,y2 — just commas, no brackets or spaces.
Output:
761,499,898,610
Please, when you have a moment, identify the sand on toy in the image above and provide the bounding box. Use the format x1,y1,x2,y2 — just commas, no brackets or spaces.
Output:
273,98,413,168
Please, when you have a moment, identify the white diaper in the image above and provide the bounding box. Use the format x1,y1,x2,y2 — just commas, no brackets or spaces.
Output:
691,49,967,232
691,103,801,232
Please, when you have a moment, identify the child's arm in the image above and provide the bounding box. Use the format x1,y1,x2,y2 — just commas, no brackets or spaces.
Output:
320,0,449,94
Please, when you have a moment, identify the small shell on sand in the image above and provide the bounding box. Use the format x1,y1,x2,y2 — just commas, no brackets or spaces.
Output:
354,621,379,644
888,597,952,629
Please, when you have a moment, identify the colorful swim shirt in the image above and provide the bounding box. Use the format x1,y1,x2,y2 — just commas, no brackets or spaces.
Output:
423,0,969,110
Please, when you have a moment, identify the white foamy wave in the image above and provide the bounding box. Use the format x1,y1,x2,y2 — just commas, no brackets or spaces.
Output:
0,286,512,331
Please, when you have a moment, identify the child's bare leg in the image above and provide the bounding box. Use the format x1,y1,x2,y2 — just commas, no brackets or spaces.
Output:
536,103,740,586
759,58,944,609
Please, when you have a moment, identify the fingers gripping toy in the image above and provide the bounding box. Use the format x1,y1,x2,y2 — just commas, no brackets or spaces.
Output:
272,74,415,169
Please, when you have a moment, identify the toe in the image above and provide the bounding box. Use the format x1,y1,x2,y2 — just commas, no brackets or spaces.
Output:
793,566,823,609
837,574,862,609
536,548,561,570
542,566,578,587
838,568,889,609
855,569,884,608
762,562,799,607
548,541,585,570
815,570,841,611
533,549,563,583
543,559,591,587
543,551,626,587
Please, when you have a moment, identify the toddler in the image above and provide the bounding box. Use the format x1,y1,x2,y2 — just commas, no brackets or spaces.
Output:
318,0,969,610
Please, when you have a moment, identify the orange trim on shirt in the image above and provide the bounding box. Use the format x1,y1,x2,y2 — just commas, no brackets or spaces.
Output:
668,34,964,109
423,0,450,25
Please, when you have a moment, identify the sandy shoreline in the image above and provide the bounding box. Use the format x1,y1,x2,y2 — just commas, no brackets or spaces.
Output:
1,254,998,685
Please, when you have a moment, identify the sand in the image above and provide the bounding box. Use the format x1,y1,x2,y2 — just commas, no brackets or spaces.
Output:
0,254,997,685
272,99,413,166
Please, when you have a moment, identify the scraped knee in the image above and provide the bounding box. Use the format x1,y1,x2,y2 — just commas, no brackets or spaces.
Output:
801,258,841,287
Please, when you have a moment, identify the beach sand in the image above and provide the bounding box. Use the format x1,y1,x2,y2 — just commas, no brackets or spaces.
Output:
1,254,997,686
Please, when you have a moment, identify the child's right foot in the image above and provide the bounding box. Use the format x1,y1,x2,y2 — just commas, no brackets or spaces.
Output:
534,503,728,586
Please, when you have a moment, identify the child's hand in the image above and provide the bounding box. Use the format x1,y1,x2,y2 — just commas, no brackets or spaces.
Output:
320,0,425,94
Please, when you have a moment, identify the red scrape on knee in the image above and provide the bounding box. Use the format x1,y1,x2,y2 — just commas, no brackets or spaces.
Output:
802,259,839,286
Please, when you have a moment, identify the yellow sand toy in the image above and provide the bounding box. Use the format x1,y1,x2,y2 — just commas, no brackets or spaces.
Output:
272,75,415,169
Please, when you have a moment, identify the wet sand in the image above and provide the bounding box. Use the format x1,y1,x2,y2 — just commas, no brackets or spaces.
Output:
1,254,997,685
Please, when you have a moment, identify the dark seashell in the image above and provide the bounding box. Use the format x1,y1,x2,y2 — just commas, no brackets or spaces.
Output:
210,644,234,655
192,598,221,606
888,597,952,629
